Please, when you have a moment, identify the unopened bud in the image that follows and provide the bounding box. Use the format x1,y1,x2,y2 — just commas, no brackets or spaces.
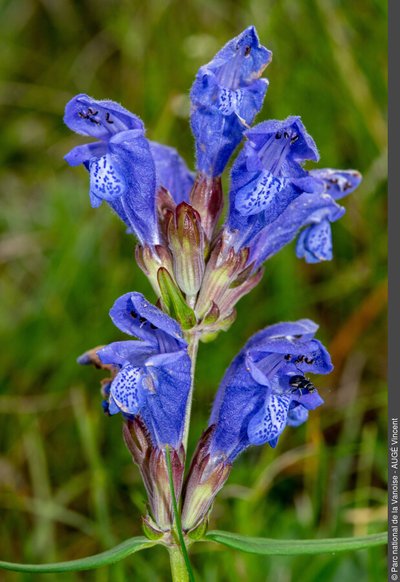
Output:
190,173,223,240
124,418,186,532
135,244,174,297
195,237,250,320
167,202,205,297
181,427,231,532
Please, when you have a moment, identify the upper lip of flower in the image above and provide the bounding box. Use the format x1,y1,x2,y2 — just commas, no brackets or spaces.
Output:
244,116,320,173
210,26,272,89
109,292,187,349
63,93,144,139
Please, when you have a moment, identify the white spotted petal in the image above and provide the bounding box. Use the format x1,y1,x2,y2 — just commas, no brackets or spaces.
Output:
247,393,292,445
89,154,127,203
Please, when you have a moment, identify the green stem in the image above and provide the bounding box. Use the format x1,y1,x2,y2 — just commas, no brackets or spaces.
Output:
182,336,199,452
168,546,189,582
165,447,195,582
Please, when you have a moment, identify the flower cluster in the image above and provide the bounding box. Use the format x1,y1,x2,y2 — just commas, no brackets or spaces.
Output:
65,26,361,536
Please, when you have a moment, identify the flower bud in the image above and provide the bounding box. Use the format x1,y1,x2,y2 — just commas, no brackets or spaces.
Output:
156,186,177,241
167,202,205,297
135,244,174,296
181,427,231,532
190,174,223,240
123,418,186,531
195,236,250,320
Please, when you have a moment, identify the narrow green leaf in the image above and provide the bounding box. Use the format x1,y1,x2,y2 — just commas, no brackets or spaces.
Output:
205,530,387,555
0,537,157,573
157,267,196,329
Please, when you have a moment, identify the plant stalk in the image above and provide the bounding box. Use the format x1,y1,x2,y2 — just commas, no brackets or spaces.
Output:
168,546,189,582
165,447,195,581
182,335,199,452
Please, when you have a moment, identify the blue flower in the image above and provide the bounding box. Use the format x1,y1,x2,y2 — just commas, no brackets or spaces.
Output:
227,116,323,247
149,142,194,204
64,94,159,245
293,169,362,263
249,192,345,267
97,292,191,448
208,319,332,461
190,26,272,177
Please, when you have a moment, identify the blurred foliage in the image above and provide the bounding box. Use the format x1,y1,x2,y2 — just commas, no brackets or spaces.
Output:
0,0,387,580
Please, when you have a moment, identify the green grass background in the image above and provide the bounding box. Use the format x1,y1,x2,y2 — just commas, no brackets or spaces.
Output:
0,0,387,580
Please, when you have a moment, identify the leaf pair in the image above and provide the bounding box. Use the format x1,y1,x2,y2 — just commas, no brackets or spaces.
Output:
0,530,387,573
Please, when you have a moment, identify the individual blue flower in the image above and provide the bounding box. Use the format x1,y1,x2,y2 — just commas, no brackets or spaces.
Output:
64,94,159,245
149,142,194,204
249,192,345,267
227,116,324,248
208,319,332,461
190,26,272,177
97,292,191,448
294,169,362,264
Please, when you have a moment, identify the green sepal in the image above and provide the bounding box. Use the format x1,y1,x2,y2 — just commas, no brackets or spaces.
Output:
157,267,197,330
142,516,165,541
202,301,220,325
188,518,209,541
200,331,220,343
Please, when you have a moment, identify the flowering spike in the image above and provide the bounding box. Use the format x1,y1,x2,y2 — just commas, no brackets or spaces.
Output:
66,25,363,548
